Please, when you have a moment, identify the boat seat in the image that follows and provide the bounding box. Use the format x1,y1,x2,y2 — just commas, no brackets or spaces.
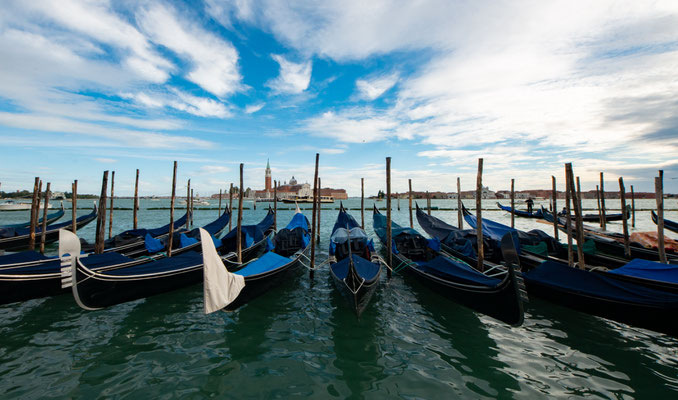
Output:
335,237,370,261
395,233,433,261
275,227,307,257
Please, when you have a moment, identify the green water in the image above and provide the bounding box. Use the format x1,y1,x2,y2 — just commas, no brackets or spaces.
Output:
1,198,677,399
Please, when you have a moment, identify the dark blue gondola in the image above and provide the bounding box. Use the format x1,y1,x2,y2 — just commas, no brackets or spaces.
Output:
329,203,381,316
0,202,65,229
652,210,678,234
373,206,525,326
202,207,312,312
497,202,544,218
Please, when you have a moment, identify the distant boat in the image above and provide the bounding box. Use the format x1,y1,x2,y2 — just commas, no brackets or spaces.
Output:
281,195,334,204
0,200,53,211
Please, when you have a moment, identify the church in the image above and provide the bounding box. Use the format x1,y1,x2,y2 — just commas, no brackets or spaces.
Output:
253,160,347,200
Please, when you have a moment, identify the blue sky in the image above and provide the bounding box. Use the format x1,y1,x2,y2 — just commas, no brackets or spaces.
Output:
0,0,677,196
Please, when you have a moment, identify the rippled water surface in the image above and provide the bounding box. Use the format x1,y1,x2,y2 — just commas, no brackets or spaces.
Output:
1,198,677,398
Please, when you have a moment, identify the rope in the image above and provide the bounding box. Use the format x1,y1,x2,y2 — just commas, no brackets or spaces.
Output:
343,276,366,295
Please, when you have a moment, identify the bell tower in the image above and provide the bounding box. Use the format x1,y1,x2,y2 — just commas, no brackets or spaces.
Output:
265,159,272,191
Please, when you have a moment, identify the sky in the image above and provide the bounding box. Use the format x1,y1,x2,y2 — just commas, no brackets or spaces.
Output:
0,0,677,197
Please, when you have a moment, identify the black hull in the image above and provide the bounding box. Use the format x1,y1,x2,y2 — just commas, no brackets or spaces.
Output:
652,210,678,234
329,260,381,317
524,278,678,337
0,211,97,251
224,246,311,311
72,236,270,310
497,203,542,218
395,252,524,326
0,272,65,304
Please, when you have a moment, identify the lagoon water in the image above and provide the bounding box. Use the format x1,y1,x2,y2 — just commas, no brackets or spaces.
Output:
1,198,677,398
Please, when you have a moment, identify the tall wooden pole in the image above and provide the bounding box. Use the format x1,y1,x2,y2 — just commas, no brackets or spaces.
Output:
186,179,191,229
229,183,233,231
566,166,585,269
426,191,431,215
386,157,392,278
595,184,602,223
168,162,177,257
273,181,278,231
457,177,463,229
408,179,413,228
630,185,636,228
361,178,365,229
310,154,319,279
39,182,51,254
95,171,109,254
190,188,194,228
551,176,558,241
71,180,78,234
237,164,244,264
510,178,515,228
565,171,574,267
28,177,40,251
316,177,321,243
476,158,484,272
656,172,667,264
619,177,631,258
599,172,607,230
218,189,222,215
133,169,139,229
108,171,115,239
397,194,401,211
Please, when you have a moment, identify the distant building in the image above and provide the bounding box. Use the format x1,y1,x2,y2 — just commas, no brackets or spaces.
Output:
251,160,347,199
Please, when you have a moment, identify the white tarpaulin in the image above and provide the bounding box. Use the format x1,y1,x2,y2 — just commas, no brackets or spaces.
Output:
199,228,245,314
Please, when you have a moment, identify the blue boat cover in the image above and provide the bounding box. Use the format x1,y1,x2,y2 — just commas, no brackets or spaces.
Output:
121,212,189,239
497,203,543,218
330,209,374,255
524,260,678,306
418,255,501,286
235,251,291,277
144,233,165,253
373,210,433,254
0,251,51,265
464,210,516,242
330,254,380,281
103,252,203,276
285,212,309,231
1,208,96,238
221,211,275,248
197,210,231,236
607,258,678,284
179,233,198,248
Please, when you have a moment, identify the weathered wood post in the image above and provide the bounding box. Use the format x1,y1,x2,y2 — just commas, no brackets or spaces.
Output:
510,178,515,228
218,189,222,215
185,179,191,229
39,182,51,254
426,191,431,216
619,177,631,258
564,170,574,267
273,180,278,231
656,171,667,264
95,171,109,254
551,176,558,241
72,180,78,234
600,172,607,230
566,166,585,269
229,183,233,231
476,158,484,272
457,177,463,229
630,185,635,228
310,154,319,279
361,178,365,229
28,177,40,251
108,171,115,239
237,164,244,264
316,177,321,243
190,188,194,228
386,157,393,278
168,162,177,257
408,179,413,228
595,184,602,223
133,169,139,229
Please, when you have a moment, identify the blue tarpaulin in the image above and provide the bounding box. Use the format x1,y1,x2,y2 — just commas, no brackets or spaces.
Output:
607,258,678,284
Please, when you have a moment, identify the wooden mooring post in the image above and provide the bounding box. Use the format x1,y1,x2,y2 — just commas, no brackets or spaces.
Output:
190,188,194,228
94,171,109,255
426,191,431,216
551,176,558,241
457,177,463,229
133,170,139,229
237,164,244,264
656,171,667,264
600,172,607,230
273,181,278,231
39,182,51,254
28,177,40,251
310,154,319,279
619,177,631,258
630,185,635,228
510,178,515,228
564,171,574,267
168,162,177,257
566,166,585,269
72,180,78,234
386,157,392,278
361,178,365,229
218,189,222,215
476,158,484,272
595,185,602,223
408,179,413,228
229,183,233,231
108,171,115,239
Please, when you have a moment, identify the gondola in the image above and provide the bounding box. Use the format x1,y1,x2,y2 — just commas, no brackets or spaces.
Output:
203,207,312,312
496,202,543,218
68,211,275,310
0,202,65,229
329,204,381,316
542,206,678,262
652,210,678,234
80,211,190,254
373,206,525,326
558,205,630,222
0,203,98,251
0,210,233,305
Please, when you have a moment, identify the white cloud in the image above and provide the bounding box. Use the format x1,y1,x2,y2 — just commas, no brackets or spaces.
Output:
245,103,265,114
268,55,312,94
137,3,242,97
123,90,231,118
199,165,231,174
94,157,117,163
356,73,399,100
